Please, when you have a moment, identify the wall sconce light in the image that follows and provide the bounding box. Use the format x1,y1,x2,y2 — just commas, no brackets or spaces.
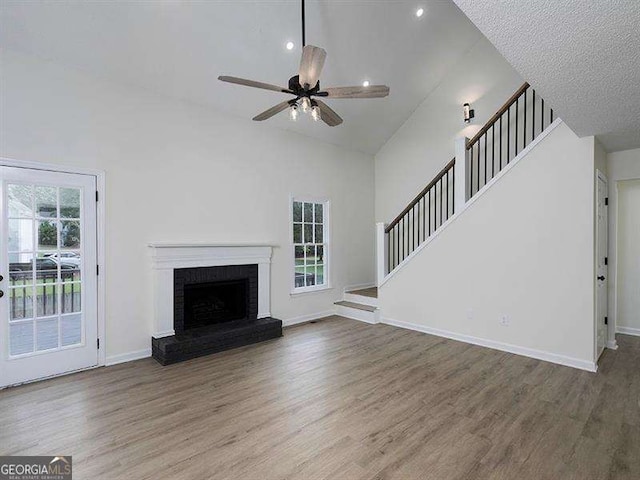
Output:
463,103,475,124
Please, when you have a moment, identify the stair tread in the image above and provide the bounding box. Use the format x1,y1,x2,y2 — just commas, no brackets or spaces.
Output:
347,287,378,298
335,301,377,312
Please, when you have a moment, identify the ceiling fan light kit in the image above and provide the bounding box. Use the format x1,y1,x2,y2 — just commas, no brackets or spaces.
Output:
289,103,299,121
218,0,389,127
311,104,320,122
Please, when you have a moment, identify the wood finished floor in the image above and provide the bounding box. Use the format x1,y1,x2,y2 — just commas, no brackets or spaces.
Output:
1,316,639,480
348,287,378,298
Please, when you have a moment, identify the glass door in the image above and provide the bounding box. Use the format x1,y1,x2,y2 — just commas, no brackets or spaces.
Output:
0,166,98,387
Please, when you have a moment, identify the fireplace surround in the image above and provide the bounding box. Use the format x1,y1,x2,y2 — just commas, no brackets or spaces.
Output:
149,244,282,365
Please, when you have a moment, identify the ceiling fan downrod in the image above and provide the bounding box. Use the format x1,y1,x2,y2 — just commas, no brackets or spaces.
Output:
301,0,306,48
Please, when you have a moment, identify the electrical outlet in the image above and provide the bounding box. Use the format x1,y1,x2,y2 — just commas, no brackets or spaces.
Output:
467,309,474,320
500,315,510,327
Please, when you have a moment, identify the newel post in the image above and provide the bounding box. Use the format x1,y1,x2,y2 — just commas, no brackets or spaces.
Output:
454,136,471,213
376,222,388,286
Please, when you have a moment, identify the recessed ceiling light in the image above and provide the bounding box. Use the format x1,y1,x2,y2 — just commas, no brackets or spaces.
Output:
286,41,294,50
416,8,424,17
362,80,370,87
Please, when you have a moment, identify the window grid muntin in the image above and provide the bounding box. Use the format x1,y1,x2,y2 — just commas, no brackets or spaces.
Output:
293,200,327,290
6,182,85,357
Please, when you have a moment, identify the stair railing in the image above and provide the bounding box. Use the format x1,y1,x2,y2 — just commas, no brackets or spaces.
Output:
383,158,455,273
466,82,554,197
377,82,557,282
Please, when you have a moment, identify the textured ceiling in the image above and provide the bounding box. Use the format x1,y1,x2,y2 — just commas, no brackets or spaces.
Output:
0,0,484,155
452,0,640,152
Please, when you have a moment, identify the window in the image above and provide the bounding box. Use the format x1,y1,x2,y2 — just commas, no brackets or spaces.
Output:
292,198,329,293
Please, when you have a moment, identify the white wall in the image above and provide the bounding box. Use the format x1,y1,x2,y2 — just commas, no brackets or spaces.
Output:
606,148,640,338
594,139,607,175
0,49,376,361
379,122,598,370
608,149,640,179
375,37,523,223
616,180,640,336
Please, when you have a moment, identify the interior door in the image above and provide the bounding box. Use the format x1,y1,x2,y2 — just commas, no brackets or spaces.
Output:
595,172,608,359
0,166,98,387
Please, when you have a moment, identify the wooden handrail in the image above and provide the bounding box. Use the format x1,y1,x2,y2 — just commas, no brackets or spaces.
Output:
385,157,455,233
383,81,547,273
466,82,529,149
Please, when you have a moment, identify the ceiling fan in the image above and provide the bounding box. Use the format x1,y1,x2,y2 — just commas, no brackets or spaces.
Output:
218,0,389,126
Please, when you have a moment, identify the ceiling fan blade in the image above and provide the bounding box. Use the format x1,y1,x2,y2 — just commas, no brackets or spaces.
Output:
252,101,292,121
314,100,343,127
298,45,327,89
218,76,291,94
320,85,390,98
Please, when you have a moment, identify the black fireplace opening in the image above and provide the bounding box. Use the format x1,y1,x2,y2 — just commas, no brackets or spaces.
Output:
174,264,258,335
183,279,248,330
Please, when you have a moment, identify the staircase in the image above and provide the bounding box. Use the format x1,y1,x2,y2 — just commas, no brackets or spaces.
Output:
335,83,556,328
364,82,605,371
377,82,555,282
334,287,379,324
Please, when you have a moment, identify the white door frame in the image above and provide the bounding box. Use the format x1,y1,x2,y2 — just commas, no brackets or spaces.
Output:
595,169,609,361
1,157,106,368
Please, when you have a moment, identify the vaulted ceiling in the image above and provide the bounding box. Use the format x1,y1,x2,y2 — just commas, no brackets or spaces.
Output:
453,0,640,152
0,0,485,155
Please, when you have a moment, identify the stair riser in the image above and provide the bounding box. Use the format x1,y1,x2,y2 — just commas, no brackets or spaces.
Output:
343,293,379,307
335,304,380,324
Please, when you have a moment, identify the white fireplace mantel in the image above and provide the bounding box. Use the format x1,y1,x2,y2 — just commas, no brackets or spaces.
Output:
149,243,273,338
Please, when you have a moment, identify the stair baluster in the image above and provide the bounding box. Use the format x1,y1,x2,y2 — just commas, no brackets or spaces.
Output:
382,82,556,276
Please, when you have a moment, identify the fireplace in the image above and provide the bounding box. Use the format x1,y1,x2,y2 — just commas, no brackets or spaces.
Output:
149,244,282,365
184,280,248,329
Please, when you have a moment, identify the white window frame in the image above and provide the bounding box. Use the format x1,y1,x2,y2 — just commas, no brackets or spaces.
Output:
289,195,331,295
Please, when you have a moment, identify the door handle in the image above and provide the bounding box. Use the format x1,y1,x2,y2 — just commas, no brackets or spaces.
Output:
597,276,605,281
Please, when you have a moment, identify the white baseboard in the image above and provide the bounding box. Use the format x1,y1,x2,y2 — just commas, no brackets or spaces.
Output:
283,310,335,327
108,313,341,365
381,317,597,372
106,348,152,366
617,326,640,337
